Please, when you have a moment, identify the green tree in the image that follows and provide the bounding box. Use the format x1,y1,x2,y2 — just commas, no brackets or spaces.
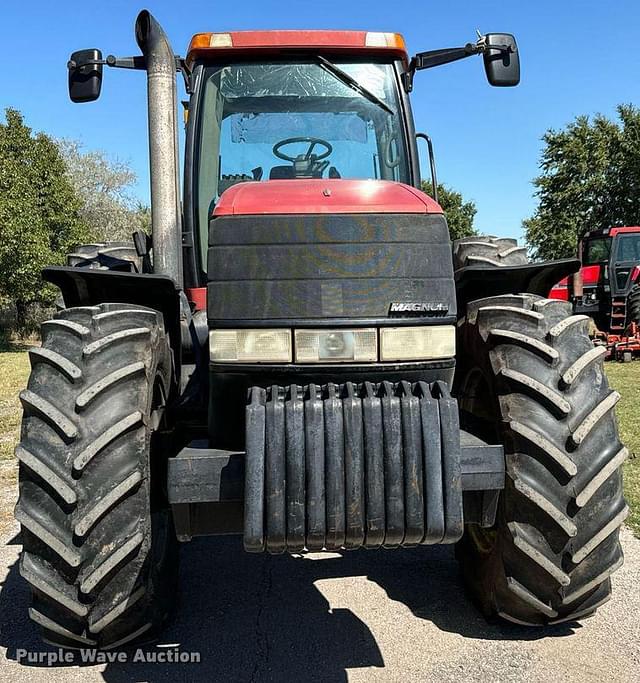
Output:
524,105,640,260
59,140,151,241
0,109,89,328
421,181,477,239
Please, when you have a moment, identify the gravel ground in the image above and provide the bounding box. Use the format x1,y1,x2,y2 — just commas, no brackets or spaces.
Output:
0,506,638,683
0,470,16,535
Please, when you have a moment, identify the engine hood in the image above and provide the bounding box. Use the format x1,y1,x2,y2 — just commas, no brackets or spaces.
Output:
581,264,601,286
213,179,443,216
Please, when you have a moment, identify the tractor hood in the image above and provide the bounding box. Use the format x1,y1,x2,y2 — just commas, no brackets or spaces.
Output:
213,179,443,216
580,264,601,286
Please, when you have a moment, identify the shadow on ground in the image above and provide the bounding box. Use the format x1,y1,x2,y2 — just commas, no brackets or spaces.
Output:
0,534,578,682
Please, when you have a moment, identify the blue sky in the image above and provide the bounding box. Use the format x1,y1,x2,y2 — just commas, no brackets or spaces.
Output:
1,1,638,238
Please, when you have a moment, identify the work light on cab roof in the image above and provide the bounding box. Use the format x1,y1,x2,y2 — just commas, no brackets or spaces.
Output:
187,30,407,60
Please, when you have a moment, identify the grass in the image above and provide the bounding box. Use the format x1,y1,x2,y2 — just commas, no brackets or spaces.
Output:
0,346,30,466
0,344,30,531
604,362,640,535
0,347,638,535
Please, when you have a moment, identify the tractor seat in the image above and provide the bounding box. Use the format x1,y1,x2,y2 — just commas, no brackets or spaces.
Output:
269,164,329,180
269,165,295,179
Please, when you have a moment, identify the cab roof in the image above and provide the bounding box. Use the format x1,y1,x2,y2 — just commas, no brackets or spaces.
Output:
187,30,407,65
585,226,640,239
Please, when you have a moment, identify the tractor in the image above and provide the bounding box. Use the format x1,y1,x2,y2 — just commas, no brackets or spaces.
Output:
14,10,627,649
550,226,640,360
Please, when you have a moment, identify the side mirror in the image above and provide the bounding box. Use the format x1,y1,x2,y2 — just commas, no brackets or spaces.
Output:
483,34,520,87
68,49,104,103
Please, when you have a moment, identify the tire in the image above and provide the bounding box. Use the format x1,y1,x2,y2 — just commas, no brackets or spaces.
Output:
15,303,179,648
628,284,640,325
56,243,143,312
453,236,528,270
454,293,628,625
66,242,142,272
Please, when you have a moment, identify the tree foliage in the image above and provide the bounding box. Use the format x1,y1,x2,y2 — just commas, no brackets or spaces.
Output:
59,140,151,241
524,104,640,260
0,109,89,323
422,181,477,240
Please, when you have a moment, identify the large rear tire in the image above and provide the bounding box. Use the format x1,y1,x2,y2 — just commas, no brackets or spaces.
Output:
15,304,178,648
628,284,640,325
452,236,528,270
55,243,143,312
66,242,142,272
454,294,627,624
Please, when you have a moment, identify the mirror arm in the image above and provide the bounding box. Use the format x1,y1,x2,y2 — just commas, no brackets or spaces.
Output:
405,33,515,91
67,55,145,70
106,56,192,92
105,55,147,70
405,43,478,92
411,43,479,72
67,54,193,94
177,58,193,95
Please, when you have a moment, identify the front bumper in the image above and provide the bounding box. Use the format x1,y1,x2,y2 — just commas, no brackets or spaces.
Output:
208,360,455,450
169,380,504,549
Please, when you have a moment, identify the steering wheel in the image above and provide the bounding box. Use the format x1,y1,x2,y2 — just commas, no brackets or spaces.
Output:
273,137,333,162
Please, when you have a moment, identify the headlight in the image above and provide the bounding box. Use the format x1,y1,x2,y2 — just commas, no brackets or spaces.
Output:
209,329,292,363
294,329,377,363
380,325,455,361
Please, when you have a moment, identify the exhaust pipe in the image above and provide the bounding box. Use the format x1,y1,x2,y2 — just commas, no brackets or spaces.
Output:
135,10,183,285
572,237,584,303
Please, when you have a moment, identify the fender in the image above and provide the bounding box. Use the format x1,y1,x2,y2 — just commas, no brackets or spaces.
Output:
455,258,580,310
43,266,182,385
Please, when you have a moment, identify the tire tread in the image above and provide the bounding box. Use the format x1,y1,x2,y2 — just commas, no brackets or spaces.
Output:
455,293,627,625
16,303,176,648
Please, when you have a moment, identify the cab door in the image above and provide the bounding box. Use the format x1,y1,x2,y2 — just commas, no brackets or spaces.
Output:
611,232,640,296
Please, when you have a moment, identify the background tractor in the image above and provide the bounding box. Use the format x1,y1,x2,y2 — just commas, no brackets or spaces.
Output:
14,10,627,649
550,226,640,360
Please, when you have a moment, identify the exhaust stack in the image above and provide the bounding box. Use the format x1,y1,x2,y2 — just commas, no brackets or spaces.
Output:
135,10,183,285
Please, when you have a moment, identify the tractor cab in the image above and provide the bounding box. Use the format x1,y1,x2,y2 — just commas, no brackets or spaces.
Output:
186,33,414,267
608,227,640,295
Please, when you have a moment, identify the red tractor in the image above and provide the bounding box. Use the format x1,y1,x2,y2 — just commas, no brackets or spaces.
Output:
14,11,627,649
550,226,640,360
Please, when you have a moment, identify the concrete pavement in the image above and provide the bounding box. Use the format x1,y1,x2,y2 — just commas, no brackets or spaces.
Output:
1,515,639,682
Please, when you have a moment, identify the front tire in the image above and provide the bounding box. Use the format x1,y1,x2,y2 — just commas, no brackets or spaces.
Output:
454,294,627,625
15,304,178,648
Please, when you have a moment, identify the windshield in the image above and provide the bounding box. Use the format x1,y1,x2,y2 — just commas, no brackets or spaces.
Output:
616,233,640,262
196,60,408,259
583,237,611,265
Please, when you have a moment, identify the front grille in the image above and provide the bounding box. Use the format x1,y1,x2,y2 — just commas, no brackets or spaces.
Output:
207,213,455,323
